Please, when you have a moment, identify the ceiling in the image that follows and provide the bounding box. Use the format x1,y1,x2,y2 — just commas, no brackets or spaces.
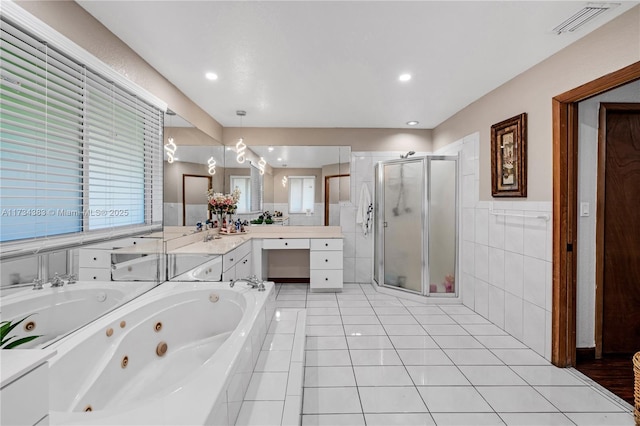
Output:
77,1,637,129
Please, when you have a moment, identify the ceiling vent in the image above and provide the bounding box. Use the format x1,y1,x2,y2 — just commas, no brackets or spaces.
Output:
552,3,619,34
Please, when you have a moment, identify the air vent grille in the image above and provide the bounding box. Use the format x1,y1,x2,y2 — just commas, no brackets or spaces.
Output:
552,3,619,34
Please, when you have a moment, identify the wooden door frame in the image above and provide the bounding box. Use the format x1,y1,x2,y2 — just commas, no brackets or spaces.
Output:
552,61,640,367
182,174,213,226
324,174,350,226
595,103,640,358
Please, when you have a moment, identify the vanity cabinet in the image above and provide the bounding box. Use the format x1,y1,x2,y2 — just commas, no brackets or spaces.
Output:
222,241,252,281
309,239,343,292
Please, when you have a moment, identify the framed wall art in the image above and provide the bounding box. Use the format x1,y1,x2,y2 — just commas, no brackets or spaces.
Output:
491,112,527,197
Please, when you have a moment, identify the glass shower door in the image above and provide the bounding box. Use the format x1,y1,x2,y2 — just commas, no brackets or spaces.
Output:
382,159,424,293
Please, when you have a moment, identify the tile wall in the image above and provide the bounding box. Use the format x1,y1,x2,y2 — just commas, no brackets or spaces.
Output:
435,132,553,360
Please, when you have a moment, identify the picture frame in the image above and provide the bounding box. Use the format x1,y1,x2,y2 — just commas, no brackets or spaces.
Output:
491,112,527,197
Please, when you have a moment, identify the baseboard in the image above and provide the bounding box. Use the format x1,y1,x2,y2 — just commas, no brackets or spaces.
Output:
269,277,310,284
576,347,595,361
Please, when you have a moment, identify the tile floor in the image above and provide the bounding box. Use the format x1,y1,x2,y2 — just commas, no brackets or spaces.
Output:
276,282,634,426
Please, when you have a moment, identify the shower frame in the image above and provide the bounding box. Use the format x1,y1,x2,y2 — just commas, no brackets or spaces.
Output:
373,154,459,297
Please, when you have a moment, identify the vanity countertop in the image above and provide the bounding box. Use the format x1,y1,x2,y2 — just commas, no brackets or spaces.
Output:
168,226,343,255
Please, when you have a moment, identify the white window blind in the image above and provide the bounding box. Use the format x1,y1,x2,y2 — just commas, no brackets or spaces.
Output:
289,176,315,214
0,16,163,245
230,176,251,213
250,163,263,213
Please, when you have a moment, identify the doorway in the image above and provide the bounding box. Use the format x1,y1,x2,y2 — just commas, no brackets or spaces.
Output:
182,174,212,226
324,174,349,226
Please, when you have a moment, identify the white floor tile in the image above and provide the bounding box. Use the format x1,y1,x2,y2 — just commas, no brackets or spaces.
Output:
388,335,439,349
306,307,341,316
458,365,527,385
304,366,356,387
339,307,376,316
350,349,402,366
421,324,469,335
499,412,575,426
269,320,297,334
346,335,394,349
364,413,435,425
564,412,636,425
432,335,484,349
302,387,362,414
276,300,307,308
359,386,428,413
245,372,288,400
430,412,505,425
343,324,386,336
418,386,493,412
307,300,339,308
383,324,427,335
277,294,307,300
302,414,366,426
511,366,588,386
353,365,413,386
476,386,559,412
304,350,352,367
406,365,471,386
439,305,476,315
306,325,345,336
372,306,410,315
450,314,491,324
491,349,550,365
474,335,527,349
443,348,504,365
338,300,371,307
306,336,348,350
306,316,343,325
413,314,457,325
396,349,453,365
534,386,626,412
340,315,380,325
235,401,284,426
377,315,419,325
406,306,446,315
368,299,403,307
462,323,509,335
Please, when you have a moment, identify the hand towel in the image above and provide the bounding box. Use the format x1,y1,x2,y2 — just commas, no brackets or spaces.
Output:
356,184,371,234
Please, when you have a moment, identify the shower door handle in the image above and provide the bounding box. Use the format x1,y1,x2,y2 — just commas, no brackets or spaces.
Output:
383,222,388,227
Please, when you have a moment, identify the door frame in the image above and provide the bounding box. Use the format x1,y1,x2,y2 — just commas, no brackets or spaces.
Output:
552,61,640,367
323,174,350,226
182,174,212,226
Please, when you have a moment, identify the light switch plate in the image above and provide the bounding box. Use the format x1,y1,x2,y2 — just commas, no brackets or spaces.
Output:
580,202,590,217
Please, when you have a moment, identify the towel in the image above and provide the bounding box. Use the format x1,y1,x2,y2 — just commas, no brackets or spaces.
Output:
356,184,371,235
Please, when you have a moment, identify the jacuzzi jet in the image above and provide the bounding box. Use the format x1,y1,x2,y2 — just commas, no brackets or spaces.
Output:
84,405,93,412
121,355,129,368
106,327,114,337
209,293,220,303
156,342,168,357
120,320,126,328
24,321,36,332
154,322,162,332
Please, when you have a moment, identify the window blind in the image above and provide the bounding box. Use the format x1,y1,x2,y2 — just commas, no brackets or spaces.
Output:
250,163,263,213
289,176,315,213
0,16,163,246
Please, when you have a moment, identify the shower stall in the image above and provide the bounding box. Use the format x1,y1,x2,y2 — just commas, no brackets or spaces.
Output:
373,155,458,296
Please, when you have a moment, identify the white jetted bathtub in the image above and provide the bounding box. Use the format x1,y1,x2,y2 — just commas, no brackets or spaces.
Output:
47,280,275,425
0,281,153,348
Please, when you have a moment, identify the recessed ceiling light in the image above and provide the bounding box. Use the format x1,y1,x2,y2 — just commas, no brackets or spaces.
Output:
205,72,218,81
277,157,282,162
268,146,274,152
398,73,412,82
406,121,419,126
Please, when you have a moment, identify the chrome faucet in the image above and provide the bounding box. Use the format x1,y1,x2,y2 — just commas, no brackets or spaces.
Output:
50,273,64,287
63,273,77,284
229,275,266,291
32,278,44,290
203,232,214,242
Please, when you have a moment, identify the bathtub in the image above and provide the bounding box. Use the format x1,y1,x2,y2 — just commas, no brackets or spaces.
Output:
171,256,223,281
47,280,276,425
0,281,154,348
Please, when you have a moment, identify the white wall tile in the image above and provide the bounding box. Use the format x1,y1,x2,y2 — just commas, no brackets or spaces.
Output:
504,213,524,254
488,214,506,249
474,244,489,283
462,208,475,242
462,273,475,310
355,232,373,259
545,310,552,361
355,258,372,283
488,247,505,289
523,301,546,355
343,257,356,284
462,241,475,275
504,252,524,298
523,256,546,309
340,206,357,233
343,232,356,258
474,279,489,318
462,175,476,208
488,285,505,328
504,292,523,340
475,208,489,246
545,261,553,312
523,217,547,260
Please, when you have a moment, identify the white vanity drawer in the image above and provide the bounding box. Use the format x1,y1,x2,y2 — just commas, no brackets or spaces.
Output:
310,251,343,269
262,238,310,250
78,249,111,268
78,267,111,281
310,239,343,251
310,269,343,290
223,242,251,272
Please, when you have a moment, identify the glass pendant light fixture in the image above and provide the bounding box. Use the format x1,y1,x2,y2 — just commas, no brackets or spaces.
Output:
164,109,177,163
236,110,247,164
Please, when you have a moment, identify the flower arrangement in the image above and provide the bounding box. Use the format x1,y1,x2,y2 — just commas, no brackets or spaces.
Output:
207,187,241,215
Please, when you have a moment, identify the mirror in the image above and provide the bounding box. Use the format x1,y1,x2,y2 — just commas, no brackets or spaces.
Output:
222,145,351,226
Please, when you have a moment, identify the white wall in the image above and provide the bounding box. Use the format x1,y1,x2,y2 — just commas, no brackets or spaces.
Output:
576,81,640,348
437,132,553,360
